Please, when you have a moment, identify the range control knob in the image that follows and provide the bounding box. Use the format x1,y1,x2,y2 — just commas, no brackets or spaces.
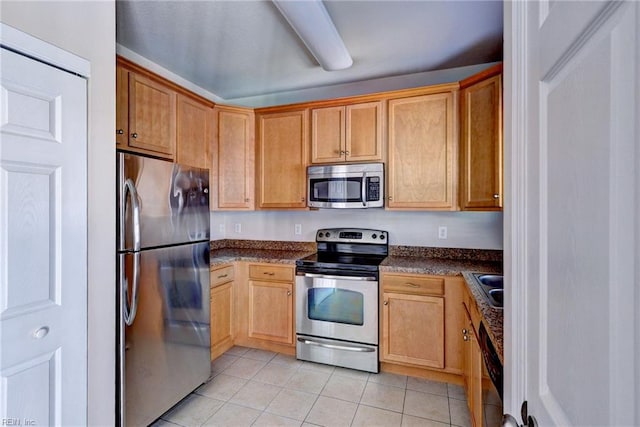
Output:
380,234,386,240
325,232,331,238
318,232,324,238
372,234,377,239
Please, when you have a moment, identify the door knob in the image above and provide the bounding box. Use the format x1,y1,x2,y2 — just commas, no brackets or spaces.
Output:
33,326,50,339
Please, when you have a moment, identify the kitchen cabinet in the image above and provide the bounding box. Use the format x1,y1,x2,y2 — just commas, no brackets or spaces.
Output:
210,264,235,360
459,64,503,210
212,106,255,210
246,264,294,345
310,101,383,163
116,65,129,147
380,273,464,373
116,57,215,167
387,87,458,210
176,93,213,170
126,70,177,158
256,109,308,209
462,292,484,427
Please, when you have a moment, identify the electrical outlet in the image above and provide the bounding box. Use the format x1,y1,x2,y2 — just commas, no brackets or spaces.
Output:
219,224,225,234
438,226,448,239
294,224,302,235
234,223,241,233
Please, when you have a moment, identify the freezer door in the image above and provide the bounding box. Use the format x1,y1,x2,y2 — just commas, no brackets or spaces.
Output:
118,241,211,427
117,152,210,251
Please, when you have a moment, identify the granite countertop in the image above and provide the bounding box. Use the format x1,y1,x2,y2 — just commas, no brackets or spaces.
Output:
209,239,504,361
462,271,504,363
210,239,315,268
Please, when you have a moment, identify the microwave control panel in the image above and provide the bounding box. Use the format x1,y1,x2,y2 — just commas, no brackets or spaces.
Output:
367,177,381,201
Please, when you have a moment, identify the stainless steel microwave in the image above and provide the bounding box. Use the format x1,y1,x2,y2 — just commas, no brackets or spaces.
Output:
307,163,384,209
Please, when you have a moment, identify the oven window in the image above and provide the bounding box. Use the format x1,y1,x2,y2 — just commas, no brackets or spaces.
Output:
310,178,362,202
307,288,364,325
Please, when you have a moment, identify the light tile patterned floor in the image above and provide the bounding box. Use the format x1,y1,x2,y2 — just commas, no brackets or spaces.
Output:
151,346,497,427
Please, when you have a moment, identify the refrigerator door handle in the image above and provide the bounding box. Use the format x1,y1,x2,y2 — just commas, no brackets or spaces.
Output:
124,252,141,326
124,178,141,252
123,178,141,326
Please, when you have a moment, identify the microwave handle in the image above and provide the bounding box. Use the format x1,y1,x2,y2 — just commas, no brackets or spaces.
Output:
361,172,367,206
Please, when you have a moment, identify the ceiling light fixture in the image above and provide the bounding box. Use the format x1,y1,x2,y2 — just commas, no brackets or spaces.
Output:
272,0,353,71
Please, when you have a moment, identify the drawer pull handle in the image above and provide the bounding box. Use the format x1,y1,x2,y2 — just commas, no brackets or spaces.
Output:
217,274,228,279
405,282,420,288
263,272,275,276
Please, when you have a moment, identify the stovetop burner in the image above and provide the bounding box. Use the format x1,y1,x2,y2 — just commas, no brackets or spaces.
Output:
296,228,388,276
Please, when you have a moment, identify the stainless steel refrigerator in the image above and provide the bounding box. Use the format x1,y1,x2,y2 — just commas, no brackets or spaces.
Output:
116,152,211,426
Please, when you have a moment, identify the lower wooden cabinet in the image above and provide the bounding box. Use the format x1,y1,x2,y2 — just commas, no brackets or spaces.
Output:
382,291,445,368
233,263,296,351
463,291,484,427
380,273,464,376
210,265,235,360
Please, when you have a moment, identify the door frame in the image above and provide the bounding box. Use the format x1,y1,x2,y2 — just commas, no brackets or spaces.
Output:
1,23,90,78
503,0,529,417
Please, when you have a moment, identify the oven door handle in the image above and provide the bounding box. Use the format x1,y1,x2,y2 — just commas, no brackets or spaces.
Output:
297,337,375,353
301,273,377,281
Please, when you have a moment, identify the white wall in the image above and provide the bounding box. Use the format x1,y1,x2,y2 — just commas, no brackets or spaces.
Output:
0,1,116,425
211,210,503,250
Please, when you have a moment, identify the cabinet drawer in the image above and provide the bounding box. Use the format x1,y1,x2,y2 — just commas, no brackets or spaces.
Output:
211,265,234,287
249,264,293,282
382,274,444,296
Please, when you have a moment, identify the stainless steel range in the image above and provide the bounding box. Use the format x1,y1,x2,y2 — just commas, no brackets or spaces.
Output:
295,228,388,373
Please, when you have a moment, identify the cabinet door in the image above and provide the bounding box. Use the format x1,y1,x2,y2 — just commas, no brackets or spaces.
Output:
116,65,128,147
210,282,233,360
176,93,212,170
460,72,502,210
128,72,176,157
257,110,308,209
213,107,255,210
311,106,345,163
247,280,293,344
346,101,383,162
382,292,445,368
388,92,456,209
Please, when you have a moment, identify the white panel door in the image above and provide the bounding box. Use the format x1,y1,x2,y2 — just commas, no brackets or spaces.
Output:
0,47,87,425
507,1,638,425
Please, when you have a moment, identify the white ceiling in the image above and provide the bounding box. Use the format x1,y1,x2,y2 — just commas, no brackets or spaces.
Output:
116,0,503,107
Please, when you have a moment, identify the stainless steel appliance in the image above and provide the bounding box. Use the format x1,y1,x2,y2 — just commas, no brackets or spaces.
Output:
295,228,388,372
307,163,384,208
116,152,211,426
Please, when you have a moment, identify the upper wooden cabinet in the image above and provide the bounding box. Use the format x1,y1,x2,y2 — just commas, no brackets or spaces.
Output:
387,87,458,210
256,109,308,209
459,64,503,210
310,101,383,163
116,66,129,148
116,57,214,168
212,106,255,210
176,93,213,170
127,72,177,158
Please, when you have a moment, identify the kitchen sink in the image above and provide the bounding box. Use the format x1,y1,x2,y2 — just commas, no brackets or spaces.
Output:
471,273,503,309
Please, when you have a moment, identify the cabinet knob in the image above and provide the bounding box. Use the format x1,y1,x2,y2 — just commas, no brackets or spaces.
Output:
493,194,500,199
116,129,124,135
339,150,345,155
245,198,250,203
388,196,393,201
131,132,138,139
463,335,470,341
462,328,469,335
383,300,388,306
287,291,292,296
344,150,350,155
301,197,305,202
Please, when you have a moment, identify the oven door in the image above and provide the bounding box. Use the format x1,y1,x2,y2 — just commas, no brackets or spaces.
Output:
295,272,378,345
